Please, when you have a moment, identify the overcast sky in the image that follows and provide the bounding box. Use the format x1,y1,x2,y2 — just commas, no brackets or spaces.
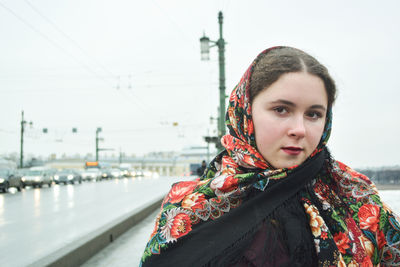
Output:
0,0,399,168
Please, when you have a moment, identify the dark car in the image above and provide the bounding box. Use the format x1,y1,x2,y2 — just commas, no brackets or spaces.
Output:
99,169,113,180
53,169,82,185
0,169,23,192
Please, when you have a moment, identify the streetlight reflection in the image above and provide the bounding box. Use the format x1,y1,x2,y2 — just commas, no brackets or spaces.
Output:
67,185,74,209
0,194,4,215
0,195,4,227
53,185,60,212
33,189,41,218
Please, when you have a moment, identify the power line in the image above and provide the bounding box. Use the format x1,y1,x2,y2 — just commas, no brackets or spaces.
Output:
0,128,16,134
0,81,217,94
0,1,161,122
0,1,208,126
0,1,114,88
150,0,196,50
23,0,117,79
19,0,185,118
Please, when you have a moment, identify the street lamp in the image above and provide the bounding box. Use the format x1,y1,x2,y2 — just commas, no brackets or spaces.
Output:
200,11,227,151
200,35,211,61
20,111,35,168
95,127,114,162
96,127,103,162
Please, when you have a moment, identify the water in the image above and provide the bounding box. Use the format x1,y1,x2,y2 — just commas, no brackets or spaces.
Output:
380,190,400,214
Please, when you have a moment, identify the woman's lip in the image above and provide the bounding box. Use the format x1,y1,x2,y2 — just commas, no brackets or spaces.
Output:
282,147,303,155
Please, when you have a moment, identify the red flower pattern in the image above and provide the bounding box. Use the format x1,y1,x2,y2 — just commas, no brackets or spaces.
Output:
165,181,198,204
361,256,373,267
333,232,351,254
181,193,206,212
377,229,387,250
247,119,254,136
170,213,192,239
219,175,239,192
321,231,328,240
358,204,380,232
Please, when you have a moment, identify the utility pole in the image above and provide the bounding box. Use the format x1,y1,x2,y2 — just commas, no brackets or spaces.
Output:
95,127,103,162
19,111,34,168
20,111,25,168
200,11,227,151
217,11,226,139
95,127,114,162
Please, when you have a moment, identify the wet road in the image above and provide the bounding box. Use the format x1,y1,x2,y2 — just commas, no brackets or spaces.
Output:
0,176,188,267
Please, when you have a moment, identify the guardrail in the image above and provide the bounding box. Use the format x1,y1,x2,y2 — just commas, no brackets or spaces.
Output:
29,197,163,267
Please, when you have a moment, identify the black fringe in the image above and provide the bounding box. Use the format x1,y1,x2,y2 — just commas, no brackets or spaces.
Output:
205,190,318,267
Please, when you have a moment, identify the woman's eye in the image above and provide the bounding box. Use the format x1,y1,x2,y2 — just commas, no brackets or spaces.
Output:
273,106,288,115
307,111,322,119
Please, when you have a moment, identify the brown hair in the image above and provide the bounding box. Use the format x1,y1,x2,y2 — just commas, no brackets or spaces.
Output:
249,47,336,109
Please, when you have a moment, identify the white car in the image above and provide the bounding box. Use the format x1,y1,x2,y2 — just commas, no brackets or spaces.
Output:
110,168,123,179
80,168,101,181
21,169,52,188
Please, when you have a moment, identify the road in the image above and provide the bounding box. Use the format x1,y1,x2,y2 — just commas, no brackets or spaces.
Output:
0,176,189,267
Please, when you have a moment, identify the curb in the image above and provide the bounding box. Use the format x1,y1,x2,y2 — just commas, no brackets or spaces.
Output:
29,197,163,267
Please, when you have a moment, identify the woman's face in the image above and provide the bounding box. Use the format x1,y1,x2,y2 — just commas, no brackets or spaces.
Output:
251,72,328,169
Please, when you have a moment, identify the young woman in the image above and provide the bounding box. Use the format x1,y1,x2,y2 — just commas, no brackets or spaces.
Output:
140,47,400,266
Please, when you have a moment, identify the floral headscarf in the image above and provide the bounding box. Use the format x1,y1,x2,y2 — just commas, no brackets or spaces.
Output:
141,47,400,266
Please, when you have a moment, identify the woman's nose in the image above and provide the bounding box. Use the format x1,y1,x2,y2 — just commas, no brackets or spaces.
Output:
287,117,306,138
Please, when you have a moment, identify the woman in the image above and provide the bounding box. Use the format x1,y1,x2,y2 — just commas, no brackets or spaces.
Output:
140,47,400,266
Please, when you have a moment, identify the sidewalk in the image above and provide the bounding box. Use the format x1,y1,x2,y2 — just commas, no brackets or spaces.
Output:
82,208,159,267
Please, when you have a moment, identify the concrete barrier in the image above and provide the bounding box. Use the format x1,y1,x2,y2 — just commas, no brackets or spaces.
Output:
29,197,163,267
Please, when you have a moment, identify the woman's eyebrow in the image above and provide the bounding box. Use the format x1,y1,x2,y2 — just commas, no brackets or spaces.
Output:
270,99,326,111
270,99,296,106
310,105,326,111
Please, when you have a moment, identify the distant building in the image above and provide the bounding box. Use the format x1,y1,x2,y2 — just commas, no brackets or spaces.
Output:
41,146,216,177
357,167,400,184
0,158,17,169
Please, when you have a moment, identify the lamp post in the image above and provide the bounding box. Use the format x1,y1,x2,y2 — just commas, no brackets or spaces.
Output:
200,11,226,151
95,127,114,162
20,110,33,168
95,127,103,162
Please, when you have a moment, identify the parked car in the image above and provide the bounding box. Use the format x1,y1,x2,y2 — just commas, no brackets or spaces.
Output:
133,169,144,177
0,169,23,192
21,169,52,188
43,168,58,181
110,168,123,179
53,169,82,185
80,168,101,181
99,169,113,180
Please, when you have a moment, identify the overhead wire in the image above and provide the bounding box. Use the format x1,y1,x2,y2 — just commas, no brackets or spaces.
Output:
1,1,212,148
148,0,224,139
0,1,171,126
23,0,117,80
0,1,114,88
150,0,197,50
20,0,155,116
